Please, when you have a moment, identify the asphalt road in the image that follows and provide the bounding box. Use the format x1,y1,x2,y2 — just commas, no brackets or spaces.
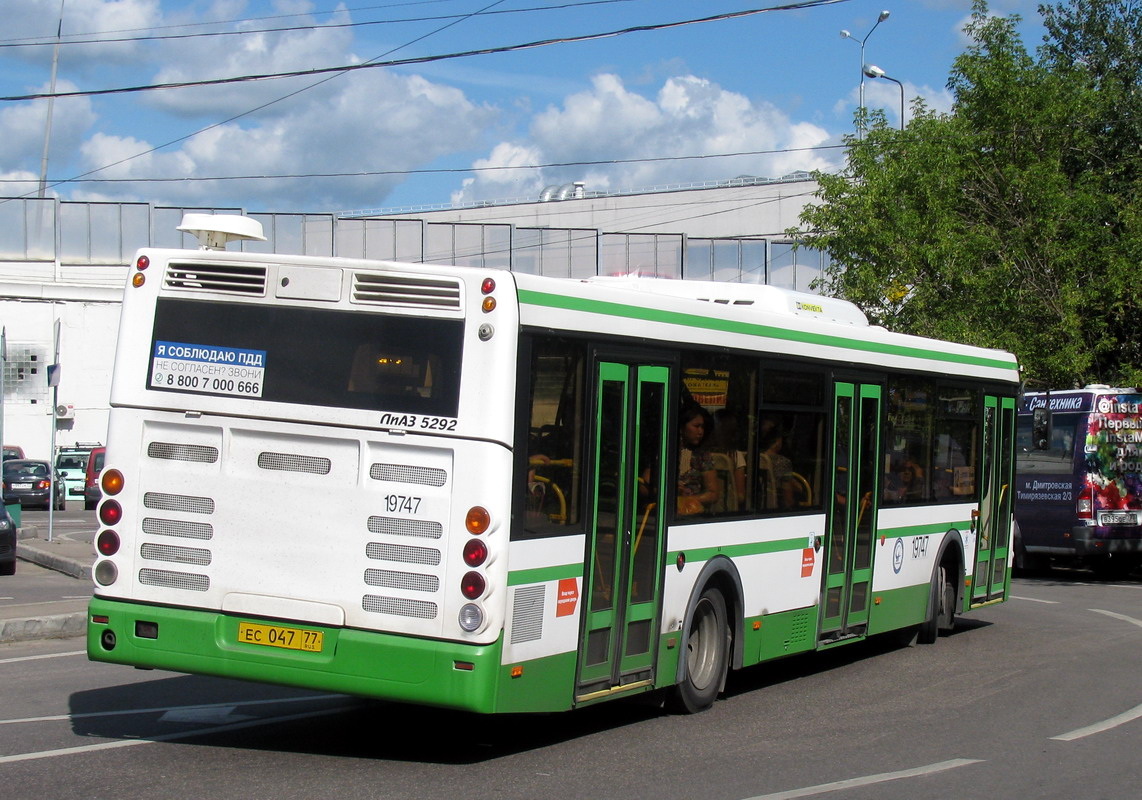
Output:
1,570,1139,799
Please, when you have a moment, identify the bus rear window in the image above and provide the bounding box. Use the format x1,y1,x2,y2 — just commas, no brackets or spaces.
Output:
149,298,463,417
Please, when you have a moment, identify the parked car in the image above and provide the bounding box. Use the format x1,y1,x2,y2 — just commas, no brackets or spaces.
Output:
3,459,66,510
2,445,25,461
56,446,95,499
0,503,15,575
84,446,106,511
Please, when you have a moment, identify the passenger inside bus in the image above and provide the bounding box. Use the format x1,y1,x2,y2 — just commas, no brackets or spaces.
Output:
758,428,796,510
885,454,926,503
676,404,720,516
710,408,747,512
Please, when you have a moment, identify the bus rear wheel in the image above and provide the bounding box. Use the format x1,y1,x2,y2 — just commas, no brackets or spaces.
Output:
667,586,729,714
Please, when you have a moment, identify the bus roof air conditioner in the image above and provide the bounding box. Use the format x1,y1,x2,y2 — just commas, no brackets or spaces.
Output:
177,214,267,251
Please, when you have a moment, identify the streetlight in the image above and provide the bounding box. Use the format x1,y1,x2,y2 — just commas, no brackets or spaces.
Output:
863,64,905,129
840,9,890,137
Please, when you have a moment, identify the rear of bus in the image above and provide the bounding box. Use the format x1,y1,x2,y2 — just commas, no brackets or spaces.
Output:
1015,388,1142,576
88,237,522,712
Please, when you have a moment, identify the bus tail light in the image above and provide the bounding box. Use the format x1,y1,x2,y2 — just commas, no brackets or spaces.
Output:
466,506,491,534
102,469,124,496
94,559,119,587
458,603,484,632
96,530,120,556
461,571,486,600
99,500,123,526
1077,488,1093,520
463,538,488,567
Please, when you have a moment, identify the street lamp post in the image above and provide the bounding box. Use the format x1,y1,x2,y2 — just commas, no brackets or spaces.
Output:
840,9,890,138
863,64,905,129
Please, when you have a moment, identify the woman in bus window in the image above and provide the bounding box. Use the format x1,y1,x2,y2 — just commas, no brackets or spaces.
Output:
676,405,720,516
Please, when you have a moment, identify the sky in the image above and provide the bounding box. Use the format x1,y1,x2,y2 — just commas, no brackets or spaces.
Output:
0,0,1049,214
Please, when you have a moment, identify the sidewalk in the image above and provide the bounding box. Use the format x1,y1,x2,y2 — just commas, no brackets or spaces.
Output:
0,526,93,643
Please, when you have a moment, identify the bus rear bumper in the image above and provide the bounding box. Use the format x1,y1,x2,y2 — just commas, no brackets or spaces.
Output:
86,596,507,713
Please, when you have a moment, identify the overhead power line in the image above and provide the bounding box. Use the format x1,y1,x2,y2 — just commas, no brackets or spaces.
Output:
0,0,643,48
0,0,848,102
0,143,844,184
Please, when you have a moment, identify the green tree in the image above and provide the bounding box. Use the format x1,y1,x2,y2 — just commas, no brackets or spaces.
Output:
798,0,1142,387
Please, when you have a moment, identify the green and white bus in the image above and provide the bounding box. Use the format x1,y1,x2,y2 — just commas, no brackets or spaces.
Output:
88,215,1019,714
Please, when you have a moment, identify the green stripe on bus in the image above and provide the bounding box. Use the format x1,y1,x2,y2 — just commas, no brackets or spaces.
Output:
671,536,808,563
878,520,972,538
518,290,1016,372
508,563,583,586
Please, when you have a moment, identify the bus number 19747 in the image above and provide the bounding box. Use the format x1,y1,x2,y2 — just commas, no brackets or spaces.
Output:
385,495,422,514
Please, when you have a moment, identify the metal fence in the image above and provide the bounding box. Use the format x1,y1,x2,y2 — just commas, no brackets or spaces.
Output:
0,197,828,289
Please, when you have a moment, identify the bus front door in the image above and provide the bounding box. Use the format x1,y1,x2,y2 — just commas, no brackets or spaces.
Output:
577,361,670,703
972,395,1015,604
820,381,882,644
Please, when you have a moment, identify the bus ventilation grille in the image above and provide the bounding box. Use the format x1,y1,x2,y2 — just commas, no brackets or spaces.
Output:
139,568,209,592
141,542,212,566
364,568,439,593
352,273,462,309
369,463,447,486
362,595,437,619
510,585,545,644
366,542,442,565
164,262,267,296
257,451,332,475
148,442,220,463
142,517,213,541
143,492,215,515
367,516,443,539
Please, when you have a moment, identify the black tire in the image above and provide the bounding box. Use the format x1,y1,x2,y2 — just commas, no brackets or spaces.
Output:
84,500,96,511
0,559,14,576
667,586,729,713
918,565,950,644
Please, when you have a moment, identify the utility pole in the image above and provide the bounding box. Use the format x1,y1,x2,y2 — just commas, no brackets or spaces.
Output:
38,0,66,197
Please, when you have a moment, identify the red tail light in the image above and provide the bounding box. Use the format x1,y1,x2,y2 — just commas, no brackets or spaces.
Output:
1077,487,1093,520
461,571,486,600
100,500,123,526
463,538,488,567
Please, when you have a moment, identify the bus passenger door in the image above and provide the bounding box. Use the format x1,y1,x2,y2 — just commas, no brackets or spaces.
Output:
972,395,1015,604
577,361,670,702
820,381,882,643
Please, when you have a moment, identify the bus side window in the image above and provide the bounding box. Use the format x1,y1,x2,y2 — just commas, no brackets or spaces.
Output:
523,337,586,534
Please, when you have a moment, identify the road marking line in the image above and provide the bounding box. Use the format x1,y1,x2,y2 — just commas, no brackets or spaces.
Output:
0,649,85,665
1010,595,1059,604
0,706,346,764
1052,702,1142,742
742,758,985,799
1089,608,1142,629
0,693,343,725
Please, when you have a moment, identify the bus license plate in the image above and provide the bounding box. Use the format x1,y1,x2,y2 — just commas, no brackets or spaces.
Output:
237,622,323,653
1100,512,1138,525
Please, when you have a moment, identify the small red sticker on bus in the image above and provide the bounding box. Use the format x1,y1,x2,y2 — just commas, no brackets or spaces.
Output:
801,548,815,578
557,578,579,617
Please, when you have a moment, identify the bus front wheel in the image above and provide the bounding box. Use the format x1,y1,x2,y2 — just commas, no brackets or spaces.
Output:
668,586,729,714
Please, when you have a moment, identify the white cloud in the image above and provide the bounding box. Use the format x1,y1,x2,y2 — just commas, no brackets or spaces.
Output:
0,80,98,178
452,73,837,206
74,70,497,210
143,5,357,118
7,0,163,66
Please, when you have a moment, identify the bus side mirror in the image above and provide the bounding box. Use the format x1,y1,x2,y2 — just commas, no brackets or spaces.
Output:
1031,407,1050,450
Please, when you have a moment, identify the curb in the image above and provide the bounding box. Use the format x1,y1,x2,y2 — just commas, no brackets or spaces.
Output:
0,612,87,643
17,542,91,580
